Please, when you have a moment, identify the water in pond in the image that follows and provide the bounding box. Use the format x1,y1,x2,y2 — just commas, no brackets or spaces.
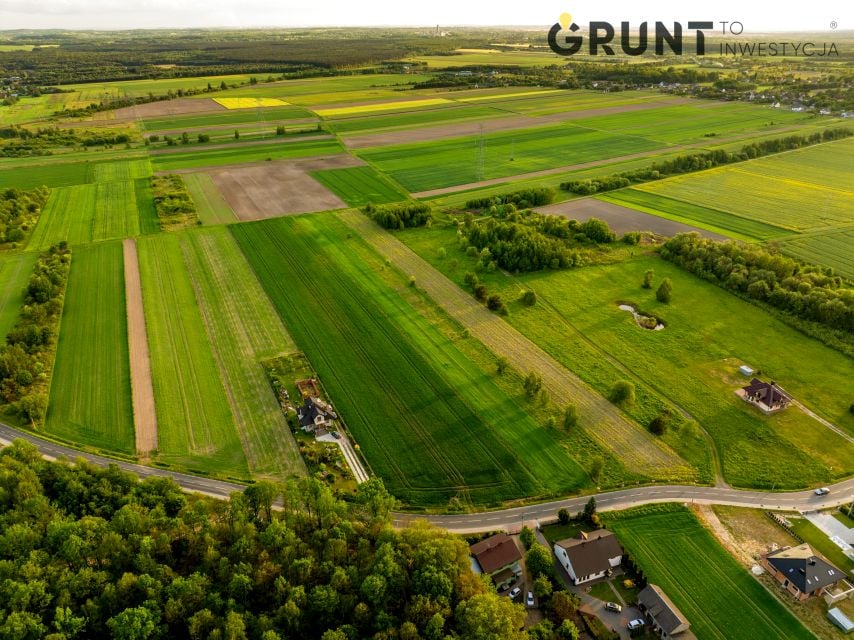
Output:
618,304,665,331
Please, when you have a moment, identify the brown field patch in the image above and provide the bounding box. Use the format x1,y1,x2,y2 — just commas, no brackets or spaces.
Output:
109,98,225,122
205,155,364,220
342,98,694,149
536,198,730,240
123,239,159,455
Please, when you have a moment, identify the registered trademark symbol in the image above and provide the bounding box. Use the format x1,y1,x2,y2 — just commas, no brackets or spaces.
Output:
830,21,837,29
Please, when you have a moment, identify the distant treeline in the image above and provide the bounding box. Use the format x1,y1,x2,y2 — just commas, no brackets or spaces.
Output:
465,187,554,210
0,186,49,245
0,244,70,424
0,126,131,155
561,128,852,195
365,202,431,230
661,233,854,350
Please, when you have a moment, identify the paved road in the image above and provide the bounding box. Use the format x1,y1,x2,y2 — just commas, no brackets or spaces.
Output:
3,422,853,533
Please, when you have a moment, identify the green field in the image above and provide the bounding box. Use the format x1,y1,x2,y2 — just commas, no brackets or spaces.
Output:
395,227,854,488
183,173,236,225
137,234,249,479
233,214,589,505
609,507,815,640
29,180,142,249
150,138,342,171
310,165,409,206
0,161,92,190
180,228,304,478
45,243,135,454
358,124,665,192
482,90,671,116
92,158,153,182
635,139,854,231
329,104,506,135
599,190,793,242
782,228,854,279
0,253,39,340
141,105,315,132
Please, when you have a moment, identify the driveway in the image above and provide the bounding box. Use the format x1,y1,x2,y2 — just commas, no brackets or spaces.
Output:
805,511,854,545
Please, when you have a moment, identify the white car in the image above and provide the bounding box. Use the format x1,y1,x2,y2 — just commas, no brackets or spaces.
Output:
815,487,830,496
605,601,622,613
508,587,521,599
526,591,535,607
627,619,645,631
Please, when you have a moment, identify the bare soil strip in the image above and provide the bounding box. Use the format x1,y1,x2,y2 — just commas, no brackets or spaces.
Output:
342,98,694,149
109,98,226,122
123,239,159,455
536,198,731,240
340,210,695,480
148,133,332,155
206,155,364,220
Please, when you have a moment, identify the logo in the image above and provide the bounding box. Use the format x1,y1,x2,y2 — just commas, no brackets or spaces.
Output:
548,11,713,56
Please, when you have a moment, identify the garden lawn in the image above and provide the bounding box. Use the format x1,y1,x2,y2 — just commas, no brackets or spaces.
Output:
45,242,135,454
357,124,665,192
137,234,249,479
233,215,588,506
180,228,304,479
609,506,815,640
0,252,38,340
310,165,409,207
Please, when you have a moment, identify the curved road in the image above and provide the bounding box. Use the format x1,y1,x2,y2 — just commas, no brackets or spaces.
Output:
2,422,852,533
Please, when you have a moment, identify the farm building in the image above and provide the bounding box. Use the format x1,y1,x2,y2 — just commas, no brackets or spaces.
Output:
637,584,693,639
297,397,334,432
739,378,792,413
469,533,522,590
828,608,854,633
762,544,854,602
554,530,623,585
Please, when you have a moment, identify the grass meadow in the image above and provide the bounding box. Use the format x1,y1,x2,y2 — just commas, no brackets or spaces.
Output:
609,506,815,640
182,173,237,225
0,253,38,340
45,242,136,454
310,165,408,207
783,229,854,279
150,138,342,171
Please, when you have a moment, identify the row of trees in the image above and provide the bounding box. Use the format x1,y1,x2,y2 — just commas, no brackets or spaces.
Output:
0,440,549,640
661,233,854,335
0,243,70,424
464,187,555,211
561,128,852,195
365,202,431,230
0,126,132,156
151,175,198,229
0,186,49,247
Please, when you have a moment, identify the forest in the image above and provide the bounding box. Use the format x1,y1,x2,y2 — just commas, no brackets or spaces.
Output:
0,440,587,640
0,186,49,245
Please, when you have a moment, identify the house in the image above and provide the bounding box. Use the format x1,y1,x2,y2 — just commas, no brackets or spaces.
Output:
637,584,692,638
828,608,854,634
470,533,522,590
762,544,853,601
554,530,622,585
297,397,334,432
740,378,791,413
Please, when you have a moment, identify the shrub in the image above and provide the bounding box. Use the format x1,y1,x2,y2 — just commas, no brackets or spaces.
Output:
197,133,210,143
463,271,479,288
496,357,509,375
622,231,641,245
486,294,508,315
524,372,544,398
473,284,488,302
656,278,673,303
649,414,668,435
521,290,537,306
557,508,570,525
642,269,654,289
520,526,534,549
563,404,578,430
610,380,636,405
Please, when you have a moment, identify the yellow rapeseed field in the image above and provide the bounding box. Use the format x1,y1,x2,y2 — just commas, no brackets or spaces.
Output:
313,98,452,118
214,97,291,109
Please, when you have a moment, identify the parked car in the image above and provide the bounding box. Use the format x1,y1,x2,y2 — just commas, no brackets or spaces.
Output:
815,487,830,496
627,619,645,631
508,587,521,599
331,431,341,439
605,602,622,613
526,591,535,607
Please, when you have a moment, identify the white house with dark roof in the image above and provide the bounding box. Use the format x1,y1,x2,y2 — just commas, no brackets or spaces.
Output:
554,530,622,585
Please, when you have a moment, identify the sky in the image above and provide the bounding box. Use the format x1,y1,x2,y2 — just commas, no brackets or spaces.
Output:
0,0,850,32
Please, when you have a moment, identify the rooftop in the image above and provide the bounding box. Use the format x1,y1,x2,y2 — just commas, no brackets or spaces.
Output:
766,543,845,594
470,533,521,574
555,530,623,578
638,584,690,635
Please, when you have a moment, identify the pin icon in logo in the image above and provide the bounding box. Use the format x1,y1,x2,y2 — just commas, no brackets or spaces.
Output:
549,10,583,55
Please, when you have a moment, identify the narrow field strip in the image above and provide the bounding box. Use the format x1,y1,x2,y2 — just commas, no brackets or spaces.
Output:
137,234,250,478
123,239,158,455
183,173,237,224
213,97,291,109
45,243,136,454
340,211,693,480
314,97,452,118
180,228,305,478
0,253,38,340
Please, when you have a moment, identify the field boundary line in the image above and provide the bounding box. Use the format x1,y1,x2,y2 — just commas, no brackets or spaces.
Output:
123,239,159,455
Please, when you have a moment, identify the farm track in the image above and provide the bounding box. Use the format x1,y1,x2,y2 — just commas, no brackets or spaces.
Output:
123,239,158,455
341,211,694,480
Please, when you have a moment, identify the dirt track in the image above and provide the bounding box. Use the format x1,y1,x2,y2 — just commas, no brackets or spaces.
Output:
536,198,730,240
207,155,364,220
340,210,696,482
342,98,694,149
123,239,159,455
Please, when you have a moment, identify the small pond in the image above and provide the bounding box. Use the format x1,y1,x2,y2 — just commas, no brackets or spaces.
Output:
618,303,665,331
